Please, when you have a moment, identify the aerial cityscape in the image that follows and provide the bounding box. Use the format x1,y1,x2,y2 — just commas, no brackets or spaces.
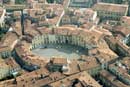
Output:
0,0,130,87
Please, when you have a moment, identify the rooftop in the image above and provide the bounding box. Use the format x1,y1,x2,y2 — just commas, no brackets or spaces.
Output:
50,71,102,87
93,2,128,14
51,57,68,65
1,31,19,50
0,7,3,17
0,58,9,68
0,45,10,53
100,70,129,87
78,56,100,71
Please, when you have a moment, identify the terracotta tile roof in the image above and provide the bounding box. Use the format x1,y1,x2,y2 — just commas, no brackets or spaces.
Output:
78,57,99,71
0,58,9,68
4,57,20,69
50,71,102,87
93,2,128,14
63,60,80,75
0,45,10,53
1,32,19,50
113,26,130,37
51,58,68,65
121,16,130,25
100,70,129,87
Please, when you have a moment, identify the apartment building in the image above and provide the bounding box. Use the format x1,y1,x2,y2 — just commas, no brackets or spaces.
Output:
0,58,10,80
69,0,97,8
93,3,128,20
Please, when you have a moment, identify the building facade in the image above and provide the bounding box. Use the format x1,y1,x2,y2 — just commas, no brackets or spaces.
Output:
69,0,97,8
100,0,123,4
31,34,96,50
0,46,11,58
93,3,128,20
0,58,10,80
